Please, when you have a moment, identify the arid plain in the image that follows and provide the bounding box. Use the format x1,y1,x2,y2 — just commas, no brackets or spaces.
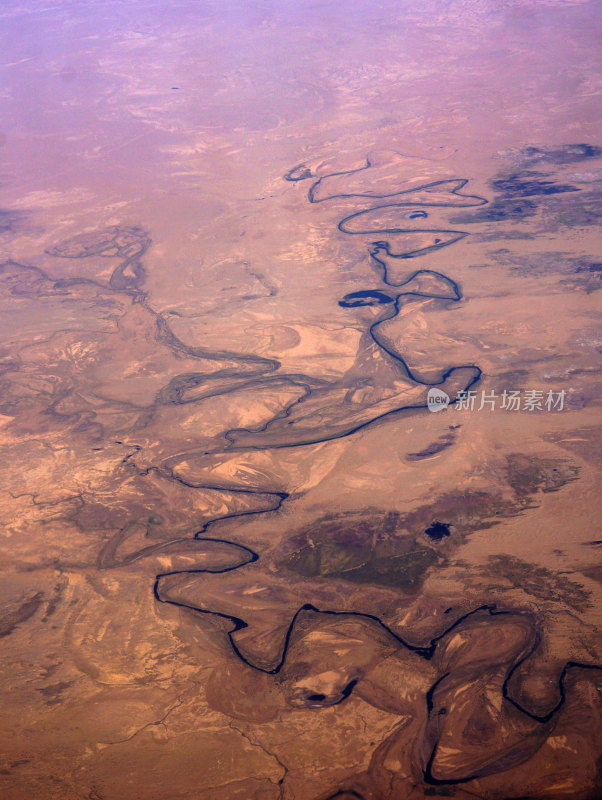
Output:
1,1,601,799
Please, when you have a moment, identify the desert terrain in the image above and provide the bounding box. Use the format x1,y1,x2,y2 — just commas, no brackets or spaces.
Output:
1,1,601,799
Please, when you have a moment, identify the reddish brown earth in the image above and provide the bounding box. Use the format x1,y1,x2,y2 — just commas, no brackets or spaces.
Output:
1,2,601,799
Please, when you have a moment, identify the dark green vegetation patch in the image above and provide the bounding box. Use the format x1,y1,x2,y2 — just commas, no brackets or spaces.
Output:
486,555,591,612
505,454,580,497
279,511,441,592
